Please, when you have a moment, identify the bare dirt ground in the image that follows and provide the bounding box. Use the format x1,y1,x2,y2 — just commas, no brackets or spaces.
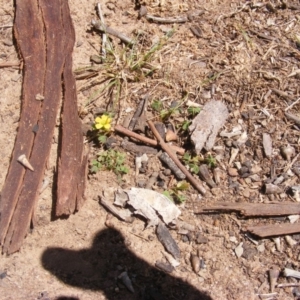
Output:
0,1,300,299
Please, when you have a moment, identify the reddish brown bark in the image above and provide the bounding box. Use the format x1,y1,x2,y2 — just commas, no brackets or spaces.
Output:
0,0,46,248
198,202,300,217
247,223,300,238
0,0,87,254
56,1,87,216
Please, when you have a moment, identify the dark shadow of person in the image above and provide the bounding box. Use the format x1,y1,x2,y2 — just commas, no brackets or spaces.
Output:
41,227,213,300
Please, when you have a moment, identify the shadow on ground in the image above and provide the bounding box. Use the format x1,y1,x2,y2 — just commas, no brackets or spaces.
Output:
41,227,213,300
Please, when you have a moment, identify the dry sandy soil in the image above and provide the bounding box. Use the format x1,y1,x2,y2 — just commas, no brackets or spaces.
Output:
0,0,300,299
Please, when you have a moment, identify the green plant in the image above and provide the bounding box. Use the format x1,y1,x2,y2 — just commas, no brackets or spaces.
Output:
182,153,201,174
187,106,201,116
76,29,175,114
151,99,163,112
204,154,217,169
181,120,191,131
160,105,180,120
90,150,129,176
163,181,190,203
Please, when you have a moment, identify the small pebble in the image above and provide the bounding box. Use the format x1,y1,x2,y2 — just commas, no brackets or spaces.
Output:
196,234,208,244
0,271,7,279
3,39,13,46
163,169,172,176
235,242,243,258
90,55,102,64
181,235,189,243
155,261,174,273
228,167,238,176
257,243,265,253
76,40,83,47
148,235,155,241
241,247,257,260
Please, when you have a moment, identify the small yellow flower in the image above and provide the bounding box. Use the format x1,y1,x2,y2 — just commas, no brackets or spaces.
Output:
95,115,111,131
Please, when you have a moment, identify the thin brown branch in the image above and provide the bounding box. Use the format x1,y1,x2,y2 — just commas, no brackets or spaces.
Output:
145,14,189,24
91,20,134,45
272,88,294,101
247,223,300,238
285,112,300,126
147,120,206,195
114,124,185,155
96,3,107,59
0,61,20,68
100,195,134,223
277,283,300,288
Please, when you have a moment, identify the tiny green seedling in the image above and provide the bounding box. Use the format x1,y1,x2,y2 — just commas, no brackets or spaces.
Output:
181,120,191,131
151,99,163,112
90,149,129,177
205,154,217,169
163,180,190,204
160,105,180,120
182,153,200,174
187,106,201,116
182,152,217,171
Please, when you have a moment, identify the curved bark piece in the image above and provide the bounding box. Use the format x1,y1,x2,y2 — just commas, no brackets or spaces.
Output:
56,0,87,216
0,0,87,254
0,0,46,246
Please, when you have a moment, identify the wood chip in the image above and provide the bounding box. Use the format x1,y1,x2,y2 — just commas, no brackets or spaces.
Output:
156,222,181,259
247,223,300,238
262,133,272,158
189,100,228,153
198,202,300,216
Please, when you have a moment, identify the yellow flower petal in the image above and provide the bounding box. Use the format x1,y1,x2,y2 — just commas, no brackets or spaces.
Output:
95,123,103,129
104,124,111,130
94,115,112,131
95,117,102,123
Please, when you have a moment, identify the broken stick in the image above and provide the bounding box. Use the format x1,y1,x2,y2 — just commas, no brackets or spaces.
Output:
114,124,185,155
285,112,300,127
92,20,134,45
100,195,134,223
148,120,206,195
198,202,300,216
0,61,20,68
247,223,300,238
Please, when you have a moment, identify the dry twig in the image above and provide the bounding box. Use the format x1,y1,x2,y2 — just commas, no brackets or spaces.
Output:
96,3,107,59
114,124,185,155
148,120,206,195
285,97,300,112
0,61,20,68
285,112,300,127
92,20,134,45
100,195,133,223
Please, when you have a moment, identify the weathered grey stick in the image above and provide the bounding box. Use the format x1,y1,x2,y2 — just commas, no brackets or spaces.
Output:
148,120,206,195
146,14,188,24
100,195,134,223
128,95,148,131
272,88,294,101
159,152,186,180
96,3,107,58
92,20,134,45
142,9,204,24
285,112,300,126
115,124,185,155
